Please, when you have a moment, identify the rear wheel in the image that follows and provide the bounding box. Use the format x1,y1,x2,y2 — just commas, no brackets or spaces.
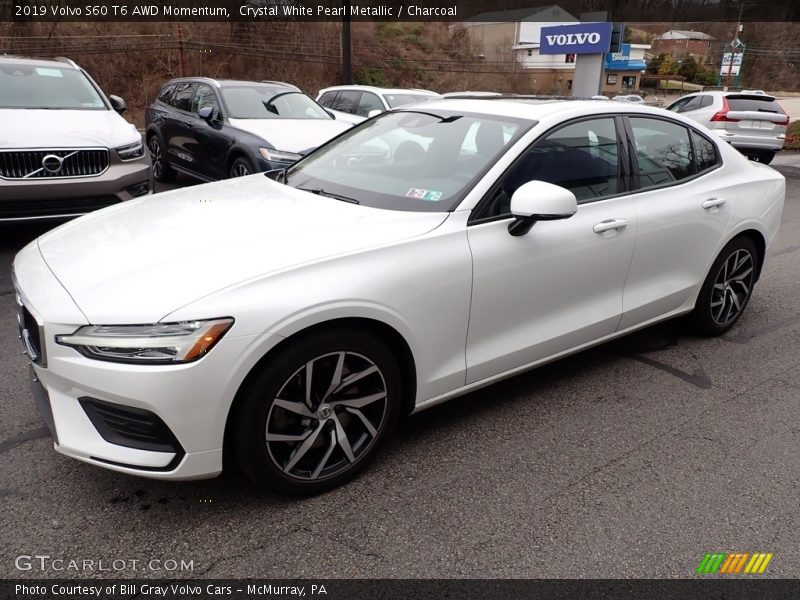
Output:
756,151,776,165
147,135,176,182
689,237,758,336
232,329,402,494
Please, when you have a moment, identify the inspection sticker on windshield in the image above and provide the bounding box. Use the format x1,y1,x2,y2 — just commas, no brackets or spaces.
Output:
407,188,443,201
35,68,63,77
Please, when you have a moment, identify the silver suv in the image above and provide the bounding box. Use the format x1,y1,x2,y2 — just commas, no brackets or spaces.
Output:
667,91,788,164
0,56,152,221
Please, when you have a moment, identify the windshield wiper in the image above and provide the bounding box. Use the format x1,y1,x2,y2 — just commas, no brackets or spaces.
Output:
299,187,360,204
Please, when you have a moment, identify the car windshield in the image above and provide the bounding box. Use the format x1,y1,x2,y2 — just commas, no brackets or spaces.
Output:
285,109,531,212
0,62,106,110
221,87,331,120
384,93,439,108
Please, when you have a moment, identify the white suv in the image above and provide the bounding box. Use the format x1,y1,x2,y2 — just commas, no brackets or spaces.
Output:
0,56,152,220
316,85,441,124
667,91,788,164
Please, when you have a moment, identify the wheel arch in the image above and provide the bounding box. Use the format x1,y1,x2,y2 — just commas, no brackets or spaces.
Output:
223,317,418,458
727,228,767,281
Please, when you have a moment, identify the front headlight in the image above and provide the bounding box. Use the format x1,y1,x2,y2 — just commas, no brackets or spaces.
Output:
116,140,145,161
259,147,302,163
56,318,233,364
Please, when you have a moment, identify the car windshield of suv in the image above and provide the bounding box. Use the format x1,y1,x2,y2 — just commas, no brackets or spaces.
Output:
384,93,438,108
0,62,106,110
285,110,531,212
222,87,331,120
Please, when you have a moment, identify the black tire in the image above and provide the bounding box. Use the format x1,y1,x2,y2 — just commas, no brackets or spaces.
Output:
689,237,759,336
232,328,402,495
229,155,256,178
757,151,776,165
147,134,176,183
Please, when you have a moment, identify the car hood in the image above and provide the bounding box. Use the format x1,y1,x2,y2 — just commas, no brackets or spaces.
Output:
0,109,140,148
36,176,449,324
228,118,351,153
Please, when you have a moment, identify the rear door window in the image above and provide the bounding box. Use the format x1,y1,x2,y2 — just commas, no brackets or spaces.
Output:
629,117,694,188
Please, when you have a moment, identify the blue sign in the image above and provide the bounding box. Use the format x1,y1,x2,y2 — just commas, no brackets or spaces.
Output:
540,22,612,55
604,44,647,71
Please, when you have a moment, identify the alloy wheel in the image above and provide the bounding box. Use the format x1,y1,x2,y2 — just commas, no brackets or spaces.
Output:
148,137,163,179
265,351,388,481
231,161,250,177
710,248,754,326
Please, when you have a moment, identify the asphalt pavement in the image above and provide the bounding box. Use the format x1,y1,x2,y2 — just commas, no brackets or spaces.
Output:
1,160,799,579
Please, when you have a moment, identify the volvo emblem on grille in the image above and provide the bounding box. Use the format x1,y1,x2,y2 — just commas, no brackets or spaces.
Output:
42,154,65,174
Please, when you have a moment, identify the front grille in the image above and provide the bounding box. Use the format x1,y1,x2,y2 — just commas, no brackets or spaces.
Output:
0,148,109,179
0,195,121,219
79,398,183,454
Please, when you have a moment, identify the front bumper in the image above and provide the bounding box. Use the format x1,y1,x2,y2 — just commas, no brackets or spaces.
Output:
13,242,269,481
0,155,152,222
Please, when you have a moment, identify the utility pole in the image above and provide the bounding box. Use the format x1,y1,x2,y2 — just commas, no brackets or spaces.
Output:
176,23,186,77
341,0,351,84
724,2,745,88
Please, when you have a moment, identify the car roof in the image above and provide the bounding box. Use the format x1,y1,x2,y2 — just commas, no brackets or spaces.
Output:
163,77,298,90
0,55,80,69
676,90,777,101
319,85,441,96
408,97,674,121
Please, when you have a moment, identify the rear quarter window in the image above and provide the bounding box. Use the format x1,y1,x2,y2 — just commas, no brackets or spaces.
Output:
157,84,176,104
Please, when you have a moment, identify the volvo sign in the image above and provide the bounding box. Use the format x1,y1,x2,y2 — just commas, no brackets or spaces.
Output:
540,22,612,55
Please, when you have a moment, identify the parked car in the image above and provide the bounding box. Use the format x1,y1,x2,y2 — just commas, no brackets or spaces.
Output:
442,91,502,98
667,91,789,164
145,78,350,182
613,94,662,107
612,94,646,104
0,56,151,222
15,98,784,494
316,85,442,124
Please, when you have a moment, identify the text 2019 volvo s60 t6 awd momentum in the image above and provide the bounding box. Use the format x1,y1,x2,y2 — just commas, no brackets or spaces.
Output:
14,98,784,494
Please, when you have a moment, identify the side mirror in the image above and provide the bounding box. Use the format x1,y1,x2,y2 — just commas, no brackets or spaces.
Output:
367,109,382,118
198,106,216,122
108,95,127,114
508,180,577,237
264,168,286,183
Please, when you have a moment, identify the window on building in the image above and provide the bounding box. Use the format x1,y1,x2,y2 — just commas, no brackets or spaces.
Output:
565,53,576,63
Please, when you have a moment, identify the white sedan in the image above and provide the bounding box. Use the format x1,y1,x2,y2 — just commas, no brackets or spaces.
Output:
13,99,785,494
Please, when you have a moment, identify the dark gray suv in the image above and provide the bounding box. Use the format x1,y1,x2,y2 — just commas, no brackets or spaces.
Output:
0,56,152,221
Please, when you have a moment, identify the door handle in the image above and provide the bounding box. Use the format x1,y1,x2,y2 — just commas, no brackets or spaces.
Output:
702,198,726,210
593,218,628,234
183,121,195,128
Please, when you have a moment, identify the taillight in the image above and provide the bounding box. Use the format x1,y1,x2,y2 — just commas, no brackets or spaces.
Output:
776,104,790,126
710,97,739,122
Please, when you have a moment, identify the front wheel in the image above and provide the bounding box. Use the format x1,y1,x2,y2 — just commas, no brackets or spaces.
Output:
232,329,402,494
689,237,758,336
229,155,256,178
